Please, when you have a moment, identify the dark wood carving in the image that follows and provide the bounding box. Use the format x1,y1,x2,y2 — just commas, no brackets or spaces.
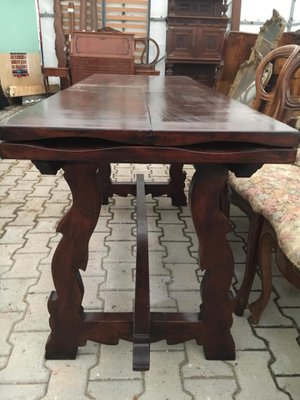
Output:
166,0,228,87
69,31,136,84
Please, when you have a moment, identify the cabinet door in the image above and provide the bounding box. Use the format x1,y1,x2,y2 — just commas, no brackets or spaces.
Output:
197,28,225,60
167,27,196,59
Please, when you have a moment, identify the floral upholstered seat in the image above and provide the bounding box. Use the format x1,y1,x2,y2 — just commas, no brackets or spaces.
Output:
230,146,300,323
230,150,300,270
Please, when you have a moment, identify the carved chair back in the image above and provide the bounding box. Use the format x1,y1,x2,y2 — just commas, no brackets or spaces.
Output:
252,44,300,124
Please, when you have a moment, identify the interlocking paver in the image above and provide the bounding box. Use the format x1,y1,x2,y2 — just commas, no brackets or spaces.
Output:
88,379,143,400
14,293,50,332
282,307,300,326
273,277,300,307
102,290,134,312
170,291,202,312
19,233,54,254
234,351,290,400
0,332,49,384
150,276,176,308
157,209,183,224
184,377,237,400
148,251,170,275
159,223,189,242
1,190,31,203
90,341,141,380
28,264,53,293
0,204,20,218
105,242,135,263
0,312,24,356
167,263,200,291
101,262,135,290
141,352,191,400
81,276,105,310
106,223,135,241
1,226,36,244
19,197,47,212
163,242,196,264
0,244,23,266
255,328,300,375
276,377,300,400
10,210,36,226
0,278,36,312
0,383,46,400
182,340,234,378
44,355,97,400
231,314,265,350
82,252,106,277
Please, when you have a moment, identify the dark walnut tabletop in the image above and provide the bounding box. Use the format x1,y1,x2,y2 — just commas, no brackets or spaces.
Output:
0,74,299,149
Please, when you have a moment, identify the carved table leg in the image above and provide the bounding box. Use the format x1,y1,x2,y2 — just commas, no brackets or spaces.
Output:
98,162,112,205
46,163,102,359
189,164,235,360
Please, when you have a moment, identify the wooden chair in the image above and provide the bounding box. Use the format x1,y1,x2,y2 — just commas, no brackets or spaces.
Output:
216,29,300,97
229,45,300,322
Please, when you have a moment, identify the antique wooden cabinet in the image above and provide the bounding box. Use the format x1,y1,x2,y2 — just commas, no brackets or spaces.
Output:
69,31,135,84
166,0,229,87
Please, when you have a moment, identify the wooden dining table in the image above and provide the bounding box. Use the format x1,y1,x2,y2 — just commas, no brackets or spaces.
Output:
0,74,299,371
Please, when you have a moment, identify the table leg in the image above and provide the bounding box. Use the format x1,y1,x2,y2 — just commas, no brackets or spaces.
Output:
169,163,187,206
189,164,235,360
46,164,102,359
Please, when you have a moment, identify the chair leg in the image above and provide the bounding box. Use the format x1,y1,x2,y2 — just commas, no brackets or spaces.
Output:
235,213,264,316
248,228,273,324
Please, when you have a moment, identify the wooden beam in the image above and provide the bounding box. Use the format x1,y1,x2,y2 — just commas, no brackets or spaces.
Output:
231,0,242,31
54,0,67,67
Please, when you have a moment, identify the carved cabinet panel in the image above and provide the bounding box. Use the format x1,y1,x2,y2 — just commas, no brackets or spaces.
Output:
167,26,225,61
69,31,135,84
166,0,228,87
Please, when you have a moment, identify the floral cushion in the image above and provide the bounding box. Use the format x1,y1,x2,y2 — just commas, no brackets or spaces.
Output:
229,161,300,270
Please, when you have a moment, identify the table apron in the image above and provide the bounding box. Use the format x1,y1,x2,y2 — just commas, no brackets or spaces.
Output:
0,142,297,165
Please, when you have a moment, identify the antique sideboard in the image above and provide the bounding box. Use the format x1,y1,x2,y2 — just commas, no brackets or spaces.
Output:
69,31,136,84
165,0,229,87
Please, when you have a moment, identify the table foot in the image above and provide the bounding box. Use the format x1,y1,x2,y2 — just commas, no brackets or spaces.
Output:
203,332,235,360
45,291,80,360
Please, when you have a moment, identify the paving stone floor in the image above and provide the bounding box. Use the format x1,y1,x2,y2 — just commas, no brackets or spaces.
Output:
0,106,299,399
